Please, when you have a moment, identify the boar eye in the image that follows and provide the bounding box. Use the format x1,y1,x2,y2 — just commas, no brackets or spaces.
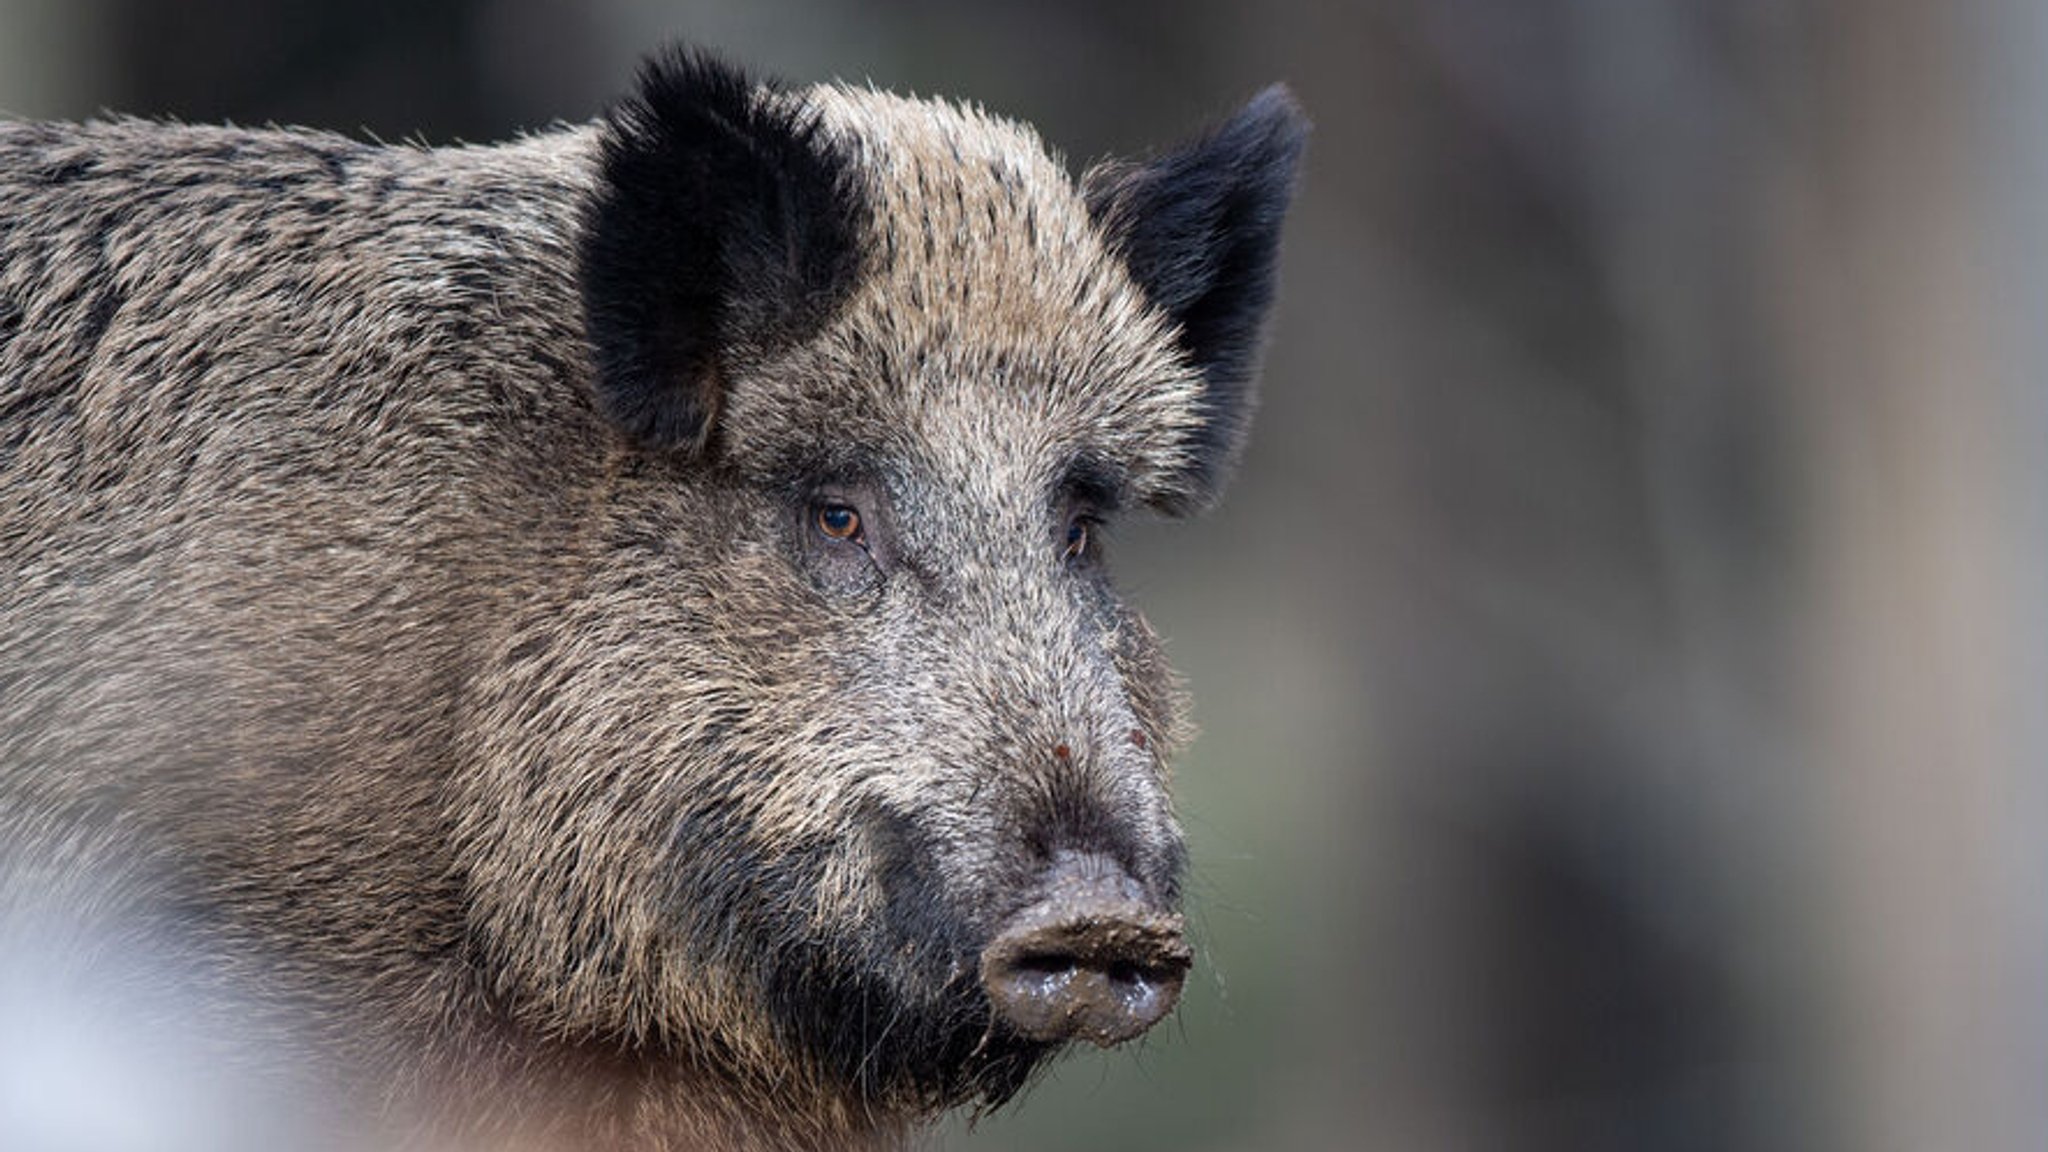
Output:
815,503,863,543
1062,513,1096,565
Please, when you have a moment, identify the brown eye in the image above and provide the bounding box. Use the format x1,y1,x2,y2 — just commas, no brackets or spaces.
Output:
815,503,863,542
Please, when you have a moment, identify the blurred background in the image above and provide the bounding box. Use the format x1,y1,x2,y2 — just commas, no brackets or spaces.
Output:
3,1,2042,1149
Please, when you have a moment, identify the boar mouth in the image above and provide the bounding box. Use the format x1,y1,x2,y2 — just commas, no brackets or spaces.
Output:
754,925,1061,1114
740,806,1057,1112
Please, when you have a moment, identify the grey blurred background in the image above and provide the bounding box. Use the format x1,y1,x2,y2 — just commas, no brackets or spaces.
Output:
3,2,2042,1150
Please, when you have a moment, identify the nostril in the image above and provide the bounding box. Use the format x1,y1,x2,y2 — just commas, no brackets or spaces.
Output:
1016,952,1077,977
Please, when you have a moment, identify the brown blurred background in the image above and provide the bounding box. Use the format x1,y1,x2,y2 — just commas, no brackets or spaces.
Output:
4,2,2042,1149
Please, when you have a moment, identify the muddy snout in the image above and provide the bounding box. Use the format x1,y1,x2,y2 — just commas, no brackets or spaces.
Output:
979,852,1192,1047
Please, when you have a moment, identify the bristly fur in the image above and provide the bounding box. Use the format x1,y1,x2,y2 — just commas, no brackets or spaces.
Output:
0,45,1304,1152
1083,86,1309,512
580,48,867,454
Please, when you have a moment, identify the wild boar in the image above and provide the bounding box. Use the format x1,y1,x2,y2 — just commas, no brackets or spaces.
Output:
0,47,1304,1151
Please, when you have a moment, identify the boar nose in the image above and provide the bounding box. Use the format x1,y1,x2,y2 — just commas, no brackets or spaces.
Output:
979,851,1192,1047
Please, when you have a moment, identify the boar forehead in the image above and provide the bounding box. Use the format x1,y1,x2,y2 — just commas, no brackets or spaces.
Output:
716,86,1206,504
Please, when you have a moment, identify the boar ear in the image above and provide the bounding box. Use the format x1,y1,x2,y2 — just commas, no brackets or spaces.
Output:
1084,86,1307,511
579,48,865,455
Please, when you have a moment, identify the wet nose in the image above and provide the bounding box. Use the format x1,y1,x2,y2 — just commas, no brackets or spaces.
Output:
979,852,1191,1047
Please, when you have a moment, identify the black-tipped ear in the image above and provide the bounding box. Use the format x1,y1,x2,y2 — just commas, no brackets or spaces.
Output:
1084,86,1307,510
579,48,865,454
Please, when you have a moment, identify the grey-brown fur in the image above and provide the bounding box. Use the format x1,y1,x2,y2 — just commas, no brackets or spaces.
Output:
0,49,1303,1151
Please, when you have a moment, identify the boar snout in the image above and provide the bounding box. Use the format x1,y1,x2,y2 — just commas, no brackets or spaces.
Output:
979,851,1191,1047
